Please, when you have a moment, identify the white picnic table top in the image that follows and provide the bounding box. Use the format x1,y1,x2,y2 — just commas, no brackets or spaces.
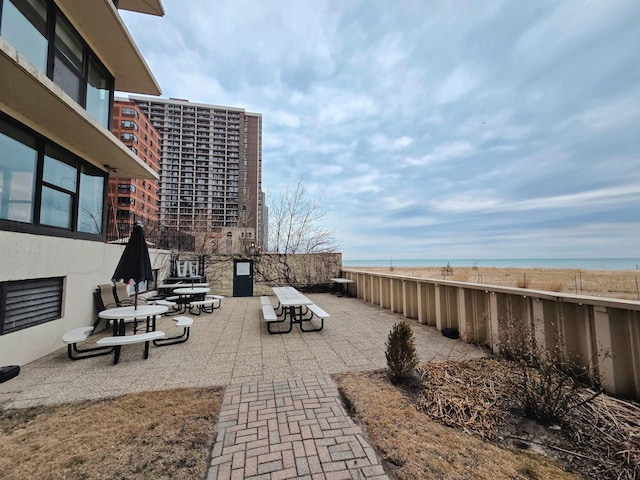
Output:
329,277,354,284
98,305,168,337
173,287,211,295
158,282,209,289
272,286,314,307
98,304,168,320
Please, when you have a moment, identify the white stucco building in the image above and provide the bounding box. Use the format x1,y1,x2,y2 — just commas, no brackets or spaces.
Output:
0,0,166,366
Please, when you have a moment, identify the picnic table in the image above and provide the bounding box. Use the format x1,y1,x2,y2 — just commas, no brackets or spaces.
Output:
98,304,168,336
329,277,354,297
264,287,329,334
96,304,168,364
172,287,211,314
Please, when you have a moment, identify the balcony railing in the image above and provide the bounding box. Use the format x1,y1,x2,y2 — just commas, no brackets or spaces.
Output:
342,268,640,400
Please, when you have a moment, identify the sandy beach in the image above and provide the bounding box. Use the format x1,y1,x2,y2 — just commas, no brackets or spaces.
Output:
347,265,640,301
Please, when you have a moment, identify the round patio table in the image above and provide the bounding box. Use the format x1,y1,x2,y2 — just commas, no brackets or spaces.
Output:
172,287,211,313
98,304,168,336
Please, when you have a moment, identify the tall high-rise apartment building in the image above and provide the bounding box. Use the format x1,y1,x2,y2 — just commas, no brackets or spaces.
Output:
129,96,265,253
108,99,161,239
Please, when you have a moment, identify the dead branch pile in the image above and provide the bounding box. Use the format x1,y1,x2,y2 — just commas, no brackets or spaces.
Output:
569,390,640,479
415,358,509,439
415,358,640,479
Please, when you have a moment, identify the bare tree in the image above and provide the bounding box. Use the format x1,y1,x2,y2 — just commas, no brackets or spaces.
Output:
268,179,339,254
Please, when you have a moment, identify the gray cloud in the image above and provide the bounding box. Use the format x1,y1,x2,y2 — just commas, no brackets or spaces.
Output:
122,0,640,260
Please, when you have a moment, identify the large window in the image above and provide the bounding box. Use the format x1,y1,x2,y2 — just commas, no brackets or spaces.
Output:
121,107,139,118
0,277,63,335
41,148,76,229
121,120,139,130
121,132,138,143
0,115,107,238
0,0,47,71
0,0,114,128
86,57,111,127
0,121,37,223
78,165,104,234
53,15,83,103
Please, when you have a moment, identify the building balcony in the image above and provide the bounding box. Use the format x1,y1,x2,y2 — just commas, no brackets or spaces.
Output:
56,0,162,95
0,38,157,180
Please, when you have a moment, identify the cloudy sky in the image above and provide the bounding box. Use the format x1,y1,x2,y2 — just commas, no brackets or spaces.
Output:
121,1,640,261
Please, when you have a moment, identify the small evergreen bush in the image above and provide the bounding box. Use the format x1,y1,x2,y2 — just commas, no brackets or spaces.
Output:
385,321,418,379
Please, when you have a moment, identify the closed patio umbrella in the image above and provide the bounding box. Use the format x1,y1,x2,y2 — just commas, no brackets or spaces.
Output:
112,222,153,309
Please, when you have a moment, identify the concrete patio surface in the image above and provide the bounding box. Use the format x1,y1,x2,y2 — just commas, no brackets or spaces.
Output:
0,293,487,410
0,293,489,479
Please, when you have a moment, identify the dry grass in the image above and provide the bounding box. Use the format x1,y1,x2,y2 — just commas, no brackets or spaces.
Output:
357,266,640,300
335,369,580,480
516,275,530,289
541,280,565,292
2,360,637,479
0,387,223,480
336,359,640,480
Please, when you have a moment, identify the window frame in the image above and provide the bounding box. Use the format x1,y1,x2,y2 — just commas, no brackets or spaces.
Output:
121,107,139,118
0,112,108,241
39,146,79,230
0,0,115,129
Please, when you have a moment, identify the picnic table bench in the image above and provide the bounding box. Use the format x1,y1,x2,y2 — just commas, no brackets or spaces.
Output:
189,298,220,315
96,331,165,364
62,326,114,360
260,297,279,320
300,304,330,332
153,316,193,346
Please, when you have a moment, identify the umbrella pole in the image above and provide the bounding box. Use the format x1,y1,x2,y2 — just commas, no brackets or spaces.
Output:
134,283,138,310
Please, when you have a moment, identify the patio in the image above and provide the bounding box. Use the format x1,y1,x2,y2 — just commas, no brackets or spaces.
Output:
0,293,488,410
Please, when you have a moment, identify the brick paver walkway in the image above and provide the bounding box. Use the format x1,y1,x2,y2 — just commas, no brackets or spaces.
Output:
207,375,389,480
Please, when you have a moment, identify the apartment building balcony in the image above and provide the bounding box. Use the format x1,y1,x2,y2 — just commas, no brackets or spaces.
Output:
0,40,156,180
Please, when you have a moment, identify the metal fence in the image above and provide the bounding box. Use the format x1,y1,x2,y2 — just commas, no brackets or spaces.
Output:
105,207,195,252
343,268,640,400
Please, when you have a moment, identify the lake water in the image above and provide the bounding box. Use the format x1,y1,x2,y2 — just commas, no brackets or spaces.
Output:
342,258,640,271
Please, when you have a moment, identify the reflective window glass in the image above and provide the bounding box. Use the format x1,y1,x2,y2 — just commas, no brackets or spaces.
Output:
53,55,81,102
87,64,110,124
54,17,82,70
40,186,72,228
77,166,104,234
43,152,76,192
0,0,48,71
0,120,37,223
86,56,111,128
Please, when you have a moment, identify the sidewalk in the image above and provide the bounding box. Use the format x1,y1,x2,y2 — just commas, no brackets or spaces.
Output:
209,376,388,480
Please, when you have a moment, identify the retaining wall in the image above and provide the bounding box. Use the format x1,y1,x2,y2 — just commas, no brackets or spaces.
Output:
342,268,640,400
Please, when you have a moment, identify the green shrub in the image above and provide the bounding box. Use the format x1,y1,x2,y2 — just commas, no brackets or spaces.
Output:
385,321,418,379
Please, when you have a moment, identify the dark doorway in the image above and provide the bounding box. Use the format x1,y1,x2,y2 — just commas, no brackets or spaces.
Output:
233,259,254,297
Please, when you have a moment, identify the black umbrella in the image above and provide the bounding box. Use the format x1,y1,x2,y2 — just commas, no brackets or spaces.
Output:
112,223,153,309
